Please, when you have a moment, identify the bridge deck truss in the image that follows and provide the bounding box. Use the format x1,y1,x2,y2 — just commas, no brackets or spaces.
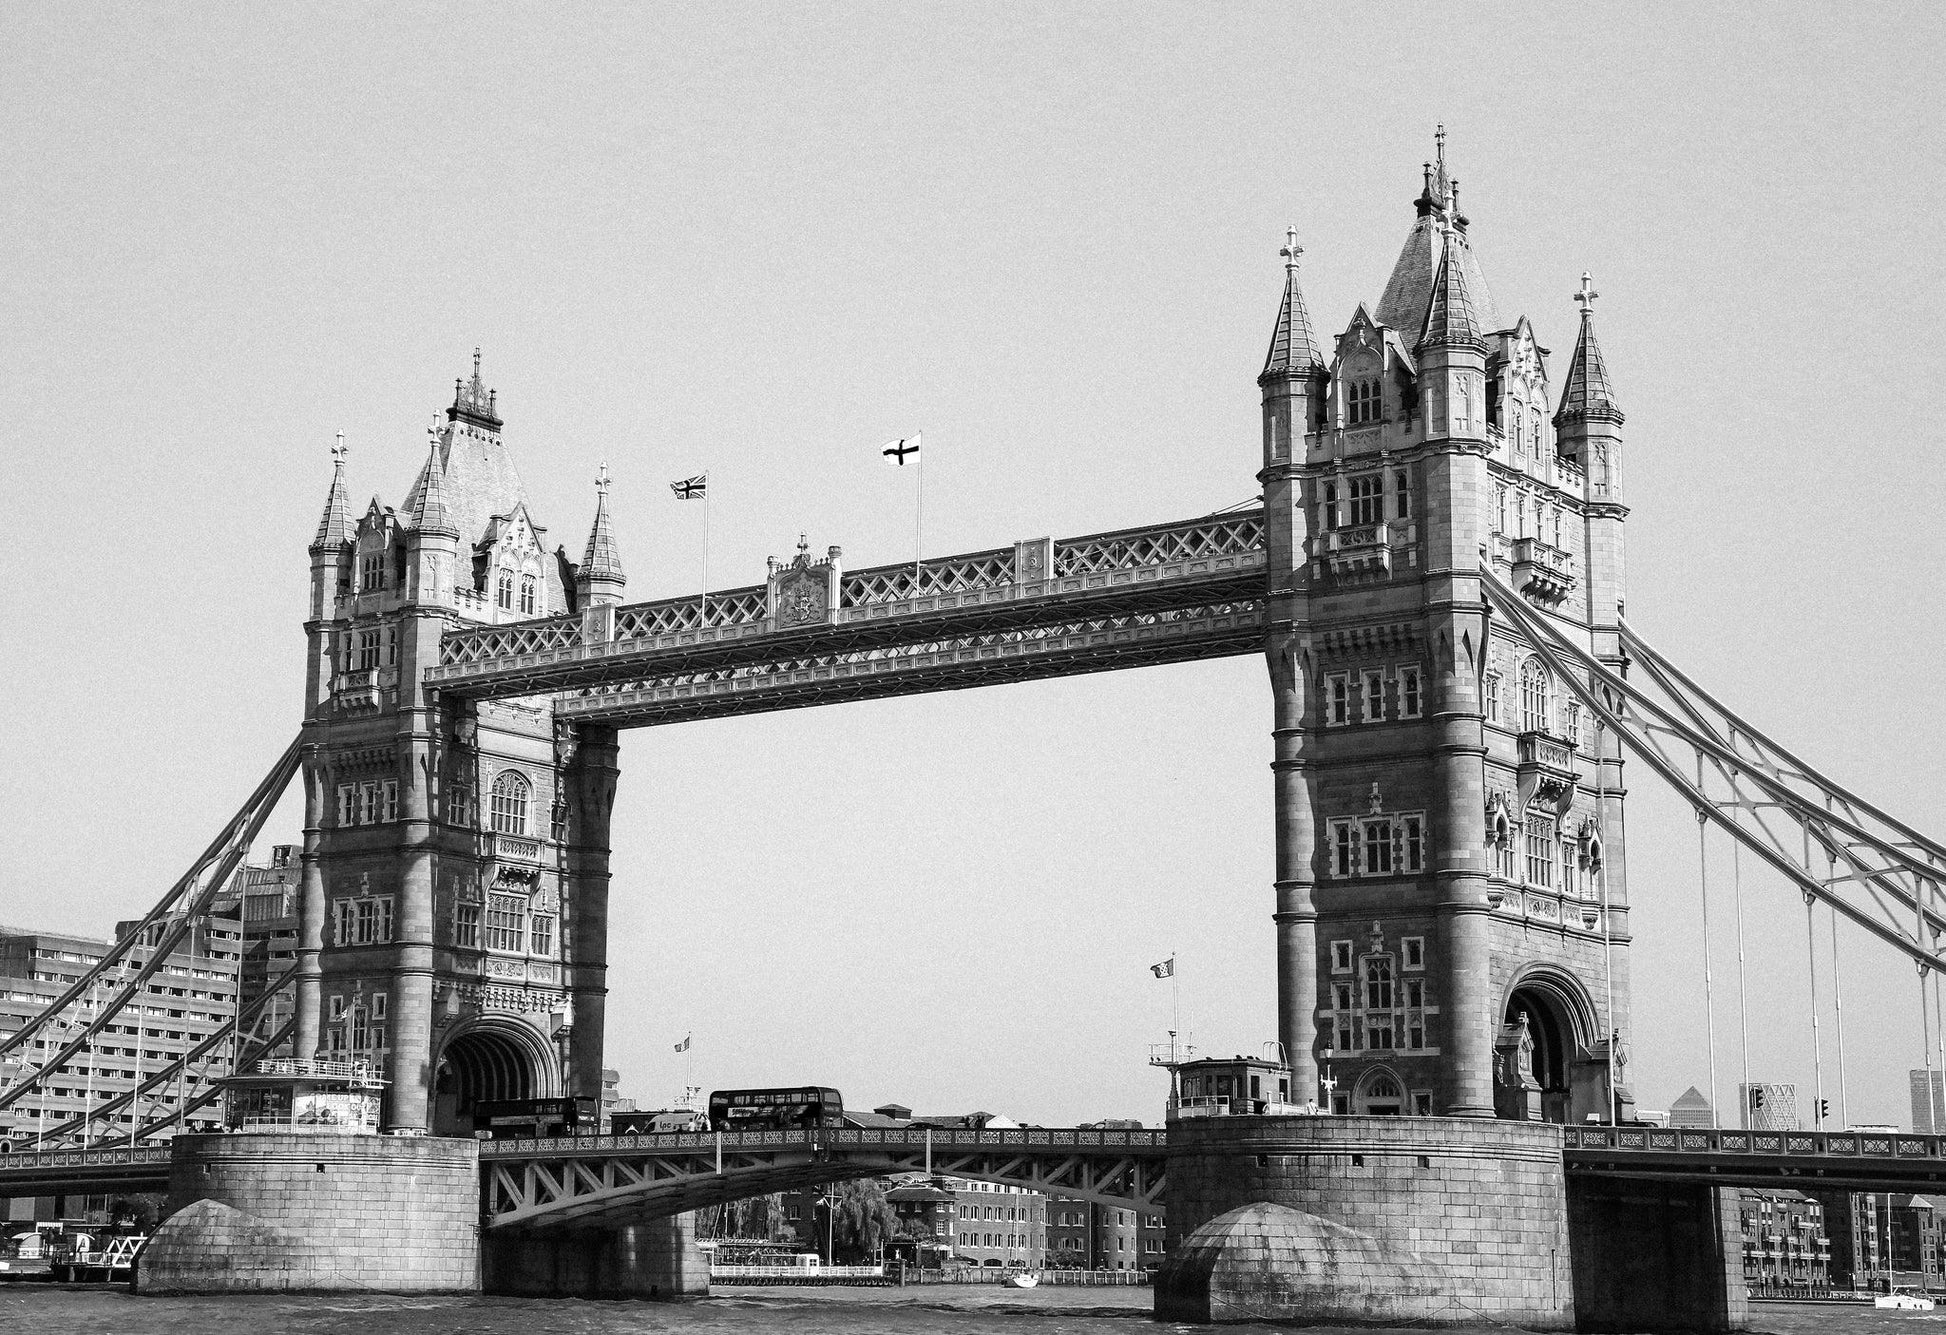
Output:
428,514,1266,722
1564,1125,1946,1191
480,1127,1168,1231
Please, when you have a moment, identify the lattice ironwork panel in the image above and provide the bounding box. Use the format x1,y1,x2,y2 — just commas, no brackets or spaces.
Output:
1055,515,1264,577
841,550,1015,606
442,615,584,665
614,587,768,640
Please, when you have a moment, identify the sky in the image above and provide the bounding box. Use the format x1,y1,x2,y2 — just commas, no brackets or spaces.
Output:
2,3,1942,1129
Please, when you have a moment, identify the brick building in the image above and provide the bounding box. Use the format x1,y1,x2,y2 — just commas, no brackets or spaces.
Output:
1737,1189,1830,1293
1046,1200,1165,1271
1259,131,1632,1122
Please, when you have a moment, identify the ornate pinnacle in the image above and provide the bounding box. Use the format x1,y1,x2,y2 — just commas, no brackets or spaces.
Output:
1281,225,1302,266
1575,272,1600,320
332,430,348,466
596,462,611,496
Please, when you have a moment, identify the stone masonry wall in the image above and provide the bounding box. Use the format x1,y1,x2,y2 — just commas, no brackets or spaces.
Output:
1167,1115,1572,1327
137,1132,479,1293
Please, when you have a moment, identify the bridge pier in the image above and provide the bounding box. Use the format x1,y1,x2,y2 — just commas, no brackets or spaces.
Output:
1565,1177,1746,1333
482,1215,708,1300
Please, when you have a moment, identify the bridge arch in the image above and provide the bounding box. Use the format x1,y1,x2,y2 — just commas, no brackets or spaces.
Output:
432,1017,559,1136
1501,965,1599,1124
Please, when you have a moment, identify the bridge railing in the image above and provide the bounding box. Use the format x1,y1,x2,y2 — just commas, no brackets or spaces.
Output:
478,1125,1167,1157
1563,1126,1942,1159
0,1145,172,1174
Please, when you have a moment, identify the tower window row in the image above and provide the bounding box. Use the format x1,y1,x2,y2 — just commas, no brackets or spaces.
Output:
336,779,399,827
495,572,540,615
1488,807,1600,897
1321,470,1410,531
330,893,395,947
455,892,555,958
1325,945,1434,1054
1347,377,1382,425
1326,812,1426,879
1325,665,1424,726
1493,484,1569,551
1484,660,1582,742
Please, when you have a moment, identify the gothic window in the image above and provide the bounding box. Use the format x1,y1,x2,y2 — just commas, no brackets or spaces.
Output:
490,770,531,835
1403,937,1425,971
356,630,381,670
1495,818,1518,880
1494,486,1508,535
1511,407,1525,458
1394,470,1410,520
485,894,525,953
360,553,385,592
1560,836,1580,896
1362,818,1393,875
1364,957,1394,1009
1520,659,1551,734
529,914,555,957
370,992,387,1021
1322,482,1340,530
519,575,537,616
1361,669,1386,722
1564,701,1581,747
1334,982,1354,1011
1551,506,1564,549
1331,941,1354,974
1401,814,1425,872
1368,1020,1396,1050
1399,666,1423,719
1525,813,1556,889
1326,673,1351,726
1348,377,1381,425
1348,474,1384,526
496,571,515,610
1332,821,1355,876
1406,979,1425,1009
454,903,481,950
1484,670,1501,722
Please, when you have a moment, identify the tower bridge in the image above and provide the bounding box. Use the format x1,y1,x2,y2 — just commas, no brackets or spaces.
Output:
4,133,1942,1330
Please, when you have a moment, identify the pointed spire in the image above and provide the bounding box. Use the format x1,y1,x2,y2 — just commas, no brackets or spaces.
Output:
1555,273,1624,425
408,426,459,538
310,431,353,553
581,463,625,582
1418,223,1482,351
1261,226,1324,381
1381,127,1500,336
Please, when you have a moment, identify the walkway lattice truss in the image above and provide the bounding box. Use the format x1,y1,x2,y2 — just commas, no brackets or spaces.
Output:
1483,569,1946,972
481,1127,1168,1231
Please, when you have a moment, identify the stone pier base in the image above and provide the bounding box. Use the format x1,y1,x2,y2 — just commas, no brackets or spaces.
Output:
136,1132,480,1293
1566,1178,1746,1332
1158,1116,1574,1328
483,1214,708,1300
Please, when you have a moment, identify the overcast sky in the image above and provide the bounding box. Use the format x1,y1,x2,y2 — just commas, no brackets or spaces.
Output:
3,3,1942,1129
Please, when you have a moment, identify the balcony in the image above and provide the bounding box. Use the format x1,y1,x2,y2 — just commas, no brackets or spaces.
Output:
332,668,380,710
1512,537,1576,602
1322,521,1413,580
1518,730,1579,810
493,834,546,863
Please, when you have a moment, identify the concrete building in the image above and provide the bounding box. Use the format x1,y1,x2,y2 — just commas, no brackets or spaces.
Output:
1912,1070,1944,1134
0,919,241,1148
211,845,302,1060
1046,1200,1166,1271
1738,1082,1798,1132
1813,1190,1946,1292
1668,1086,1715,1129
1737,1189,1830,1293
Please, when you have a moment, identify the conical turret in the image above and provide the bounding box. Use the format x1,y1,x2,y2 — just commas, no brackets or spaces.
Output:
1554,274,1624,428
310,432,354,554
1375,127,1501,338
575,464,627,607
1419,225,1484,352
1262,227,1324,381
406,433,459,539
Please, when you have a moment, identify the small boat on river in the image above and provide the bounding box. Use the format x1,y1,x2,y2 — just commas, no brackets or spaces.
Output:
1003,1271,1039,1289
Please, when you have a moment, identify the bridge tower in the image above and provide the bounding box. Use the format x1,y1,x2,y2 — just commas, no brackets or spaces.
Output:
295,355,622,1132
1262,135,1633,1123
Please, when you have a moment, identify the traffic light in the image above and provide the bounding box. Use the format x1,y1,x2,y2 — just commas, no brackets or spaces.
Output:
1818,1098,1831,1122
1749,1087,1766,1111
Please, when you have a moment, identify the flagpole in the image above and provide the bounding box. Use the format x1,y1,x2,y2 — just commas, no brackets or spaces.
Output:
913,439,924,596
1172,953,1180,1063
701,487,711,624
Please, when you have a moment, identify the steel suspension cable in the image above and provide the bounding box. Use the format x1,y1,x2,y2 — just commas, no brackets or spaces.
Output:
1804,823,1826,1128
1698,753,1719,1126
1833,900,1849,1129
1731,801,1750,1101
1597,720,1617,1125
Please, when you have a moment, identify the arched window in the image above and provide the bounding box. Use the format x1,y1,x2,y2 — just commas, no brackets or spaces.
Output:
495,571,514,610
519,575,537,616
1520,659,1551,734
1367,1075,1401,1101
490,770,531,835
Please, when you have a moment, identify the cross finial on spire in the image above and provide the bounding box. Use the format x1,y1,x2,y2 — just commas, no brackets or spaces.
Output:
332,430,347,465
1575,272,1599,319
596,462,611,495
797,532,809,555
473,347,482,380
1434,122,1446,168
1281,225,1302,266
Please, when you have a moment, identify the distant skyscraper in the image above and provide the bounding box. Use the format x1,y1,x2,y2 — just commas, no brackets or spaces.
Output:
1739,1083,1798,1131
1669,1086,1715,1130
1911,1070,1944,1133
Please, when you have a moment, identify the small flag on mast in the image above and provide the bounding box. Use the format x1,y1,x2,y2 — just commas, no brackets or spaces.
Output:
881,433,921,466
1150,957,1175,979
673,1033,691,1053
671,475,707,500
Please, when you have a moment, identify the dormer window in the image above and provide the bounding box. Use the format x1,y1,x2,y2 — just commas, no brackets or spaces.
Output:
360,553,385,592
519,575,537,616
1348,378,1381,425
495,572,514,611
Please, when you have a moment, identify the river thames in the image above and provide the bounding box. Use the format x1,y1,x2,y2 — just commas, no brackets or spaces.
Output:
0,1287,1919,1335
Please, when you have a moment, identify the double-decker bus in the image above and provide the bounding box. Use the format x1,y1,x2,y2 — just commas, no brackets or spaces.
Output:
707,1087,844,1132
472,1096,599,1138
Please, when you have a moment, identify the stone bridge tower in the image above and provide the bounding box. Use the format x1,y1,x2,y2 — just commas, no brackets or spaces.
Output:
1262,135,1633,1123
295,356,622,1132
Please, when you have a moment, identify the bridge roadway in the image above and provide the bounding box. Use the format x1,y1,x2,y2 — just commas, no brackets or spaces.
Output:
8,1124,1946,1226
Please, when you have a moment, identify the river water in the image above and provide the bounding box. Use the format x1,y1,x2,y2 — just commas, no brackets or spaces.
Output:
0,1287,1920,1335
